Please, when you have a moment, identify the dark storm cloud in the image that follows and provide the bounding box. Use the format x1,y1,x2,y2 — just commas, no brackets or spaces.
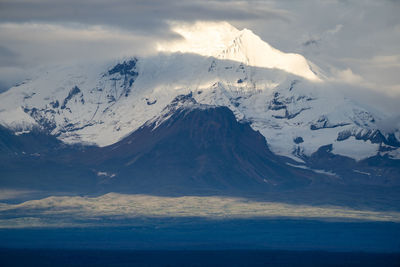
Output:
0,0,288,36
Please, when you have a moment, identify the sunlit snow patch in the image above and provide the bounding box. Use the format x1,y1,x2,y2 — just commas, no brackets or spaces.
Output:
0,193,399,228
158,21,321,81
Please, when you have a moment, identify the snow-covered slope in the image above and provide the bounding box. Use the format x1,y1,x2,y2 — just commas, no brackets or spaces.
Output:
0,22,399,161
158,22,321,81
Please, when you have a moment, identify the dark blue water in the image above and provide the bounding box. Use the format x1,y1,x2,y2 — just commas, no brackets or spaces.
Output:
1,219,400,266
0,249,399,267
1,219,400,252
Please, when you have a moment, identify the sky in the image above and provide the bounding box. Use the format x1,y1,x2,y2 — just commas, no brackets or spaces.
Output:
0,0,399,115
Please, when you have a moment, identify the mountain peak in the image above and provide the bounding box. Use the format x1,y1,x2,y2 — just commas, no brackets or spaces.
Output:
158,21,320,81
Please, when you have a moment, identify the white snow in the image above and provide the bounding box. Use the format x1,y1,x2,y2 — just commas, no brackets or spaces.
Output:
14,130,31,135
353,170,371,176
380,148,400,159
158,21,321,81
286,163,309,169
0,22,397,161
97,171,116,178
286,163,339,177
0,107,37,130
332,137,380,161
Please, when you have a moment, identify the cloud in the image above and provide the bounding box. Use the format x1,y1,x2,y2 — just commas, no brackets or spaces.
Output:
331,68,364,84
326,24,343,35
0,23,158,60
0,67,27,93
0,189,36,200
0,22,160,90
336,55,400,100
369,55,400,68
377,115,400,133
0,45,19,67
302,24,343,47
0,0,289,34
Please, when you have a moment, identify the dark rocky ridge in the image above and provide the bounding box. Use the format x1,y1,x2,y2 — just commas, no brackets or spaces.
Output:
82,104,316,194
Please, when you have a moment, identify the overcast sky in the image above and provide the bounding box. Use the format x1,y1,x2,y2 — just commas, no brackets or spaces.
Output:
0,0,399,115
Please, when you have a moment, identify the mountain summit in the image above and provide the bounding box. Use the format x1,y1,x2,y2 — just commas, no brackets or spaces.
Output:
158,22,320,81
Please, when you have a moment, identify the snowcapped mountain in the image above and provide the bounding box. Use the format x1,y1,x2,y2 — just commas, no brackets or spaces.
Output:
158,22,321,81
0,21,399,163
